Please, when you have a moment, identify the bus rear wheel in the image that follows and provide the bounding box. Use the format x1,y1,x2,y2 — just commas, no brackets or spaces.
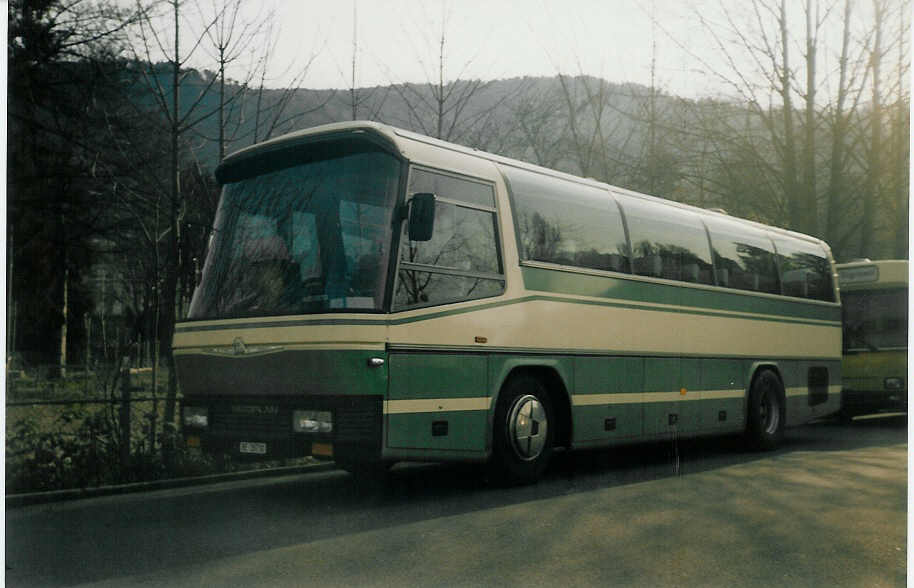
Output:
745,369,785,450
491,375,554,485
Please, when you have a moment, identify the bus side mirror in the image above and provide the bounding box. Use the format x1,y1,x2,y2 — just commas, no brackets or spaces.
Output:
407,193,436,242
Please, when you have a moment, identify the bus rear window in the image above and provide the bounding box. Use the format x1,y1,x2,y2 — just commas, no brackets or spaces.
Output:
842,288,908,351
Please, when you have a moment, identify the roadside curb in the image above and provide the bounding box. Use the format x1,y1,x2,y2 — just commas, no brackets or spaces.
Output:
6,462,340,509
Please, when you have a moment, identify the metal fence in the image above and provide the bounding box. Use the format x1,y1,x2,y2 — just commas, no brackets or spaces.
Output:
6,363,177,474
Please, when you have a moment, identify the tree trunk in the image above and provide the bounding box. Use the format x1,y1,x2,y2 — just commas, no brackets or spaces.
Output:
59,265,68,378
163,0,182,441
860,0,884,257
802,0,818,236
824,0,852,252
779,0,802,234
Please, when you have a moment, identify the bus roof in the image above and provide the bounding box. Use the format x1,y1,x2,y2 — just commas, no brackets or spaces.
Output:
218,120,834,252
836,259,908,290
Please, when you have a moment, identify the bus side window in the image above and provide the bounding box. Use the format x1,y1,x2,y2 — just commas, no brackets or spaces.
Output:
394,169,505,310
771,236,835,302
704,217,780,295
621,197,714,285
505,167,630,274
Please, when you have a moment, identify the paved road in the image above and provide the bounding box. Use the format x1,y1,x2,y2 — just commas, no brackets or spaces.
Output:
6,415,907,587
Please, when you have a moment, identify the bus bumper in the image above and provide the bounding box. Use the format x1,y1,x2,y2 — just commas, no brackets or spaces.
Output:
840,388,908,417
181,395,383,462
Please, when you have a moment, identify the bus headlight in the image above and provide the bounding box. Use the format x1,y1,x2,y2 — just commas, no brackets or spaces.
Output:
182,406,209,428
293,410,332,434
884,377,904,390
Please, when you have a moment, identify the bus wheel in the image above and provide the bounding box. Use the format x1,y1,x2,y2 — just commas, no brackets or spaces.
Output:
491,374,554,484
745,369,785,450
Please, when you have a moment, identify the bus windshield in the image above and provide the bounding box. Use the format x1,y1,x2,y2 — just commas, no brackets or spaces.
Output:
188,146,401,319
841,288,908,352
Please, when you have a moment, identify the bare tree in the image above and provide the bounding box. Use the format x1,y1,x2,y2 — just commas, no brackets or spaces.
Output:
858,0,886,256
888,5,911,257
858,0,910,259
8,0,142,371
506,79,567,169
343,0,390,121
384,3,506,144
131,0,225,444
246,18,328,144
822,0,854,247
198,0,267,160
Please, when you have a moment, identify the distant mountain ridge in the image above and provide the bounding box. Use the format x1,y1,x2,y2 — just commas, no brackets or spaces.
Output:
175,73,663,179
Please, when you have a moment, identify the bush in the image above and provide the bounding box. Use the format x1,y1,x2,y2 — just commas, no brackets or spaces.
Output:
6,407,121,493
5,405,222,493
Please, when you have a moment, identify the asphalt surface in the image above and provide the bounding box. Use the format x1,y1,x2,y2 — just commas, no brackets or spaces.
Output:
6,414,907,587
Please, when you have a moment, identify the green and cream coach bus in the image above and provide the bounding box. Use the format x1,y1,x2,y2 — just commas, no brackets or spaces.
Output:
836,259,908,419
175,121,841,483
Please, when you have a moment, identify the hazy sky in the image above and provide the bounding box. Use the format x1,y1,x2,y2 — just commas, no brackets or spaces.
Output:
169,0,885,102
214,0,723,97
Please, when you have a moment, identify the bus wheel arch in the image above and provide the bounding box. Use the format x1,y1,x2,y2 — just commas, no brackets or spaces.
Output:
745,365,786,450
490,366,571,484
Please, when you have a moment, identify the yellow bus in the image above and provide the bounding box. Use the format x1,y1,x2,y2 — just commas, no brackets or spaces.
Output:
175,121,841,483
836,259,908,419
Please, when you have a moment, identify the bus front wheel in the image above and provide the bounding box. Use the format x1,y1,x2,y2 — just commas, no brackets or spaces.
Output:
745,369,785,450
491,374,554,484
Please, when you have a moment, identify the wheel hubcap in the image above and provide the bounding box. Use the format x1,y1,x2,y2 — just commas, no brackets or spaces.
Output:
508,395,548,461
761,389,780,434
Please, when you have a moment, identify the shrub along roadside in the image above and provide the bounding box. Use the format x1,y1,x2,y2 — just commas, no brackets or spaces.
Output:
5,406,221,494
6,406,320,495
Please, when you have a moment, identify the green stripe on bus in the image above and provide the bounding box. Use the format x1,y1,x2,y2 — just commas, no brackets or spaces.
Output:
388,353,488,400
175,283,839,334
386,410,488,451
520,266,840,323
388,344,840,362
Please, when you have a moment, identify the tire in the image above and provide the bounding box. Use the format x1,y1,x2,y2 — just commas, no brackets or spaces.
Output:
490,374,555,485
745,369,786,450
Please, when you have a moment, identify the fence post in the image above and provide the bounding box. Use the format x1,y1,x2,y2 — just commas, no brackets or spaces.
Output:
119,358,131,478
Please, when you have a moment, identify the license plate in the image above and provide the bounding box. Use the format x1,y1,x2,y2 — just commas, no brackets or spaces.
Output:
239,441,267,455
311,442,333,457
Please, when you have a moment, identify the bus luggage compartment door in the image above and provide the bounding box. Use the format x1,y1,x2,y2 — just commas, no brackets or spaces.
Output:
386,352,489,454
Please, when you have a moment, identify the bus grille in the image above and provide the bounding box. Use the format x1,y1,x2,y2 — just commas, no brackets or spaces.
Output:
211,404,288,436
207,396,381,443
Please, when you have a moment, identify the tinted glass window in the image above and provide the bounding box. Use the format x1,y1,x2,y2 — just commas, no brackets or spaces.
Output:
400,202,501,274
394,273,505,308
410,168,495,207
771,237,835,301
188,149,399,318
842,288,908,351
704,217,780,294
506,167,630,273
394,169,504,309
623,197,714,284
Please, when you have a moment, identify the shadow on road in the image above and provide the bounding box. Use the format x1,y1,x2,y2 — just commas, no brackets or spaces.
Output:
6,414,906,587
